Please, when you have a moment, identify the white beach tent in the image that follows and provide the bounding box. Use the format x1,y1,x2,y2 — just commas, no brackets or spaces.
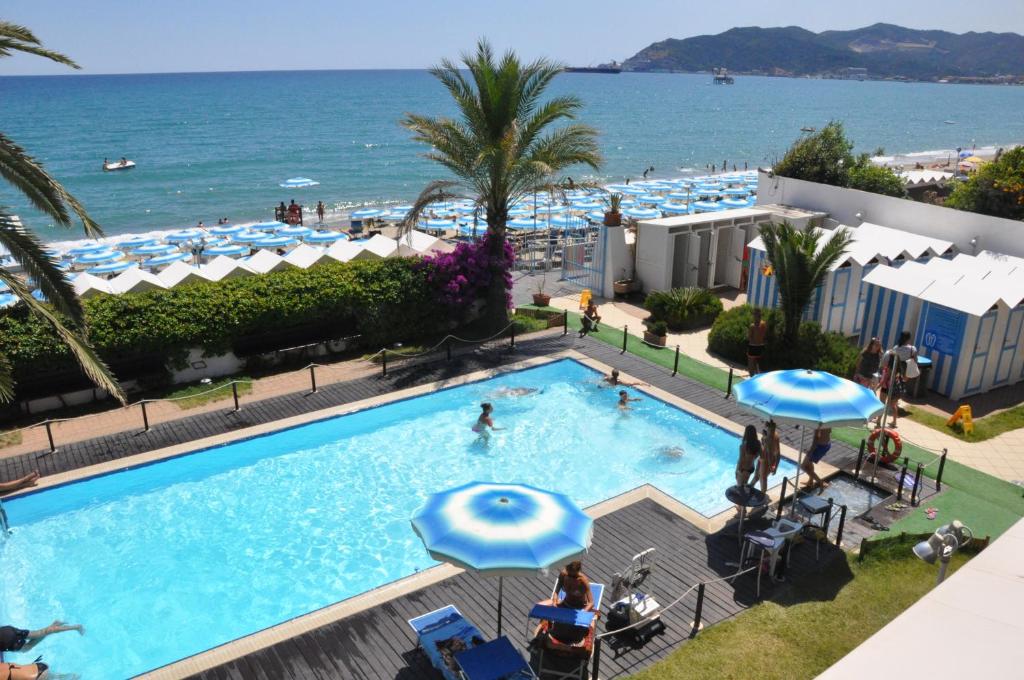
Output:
361,234,398,259
200,255,257,282
245,250,296,275
323,239,363,263
108,268,168,295
284,244,326,269
72,272,113,298
157,261,212,288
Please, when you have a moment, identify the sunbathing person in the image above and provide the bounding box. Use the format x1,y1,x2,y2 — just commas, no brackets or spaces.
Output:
545,561,594,644
0,471,40,496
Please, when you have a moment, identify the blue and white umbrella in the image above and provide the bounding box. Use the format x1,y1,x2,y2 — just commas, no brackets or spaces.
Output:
722,198,753,209
693,200,724,212
66,242,107,256
303,230,347,244
89,260,136,275
411,481,592,635
570,199,605,210
535,204,566,215
660,201,691,214
508,206,533,217
0,293,16,309
619,185,649,195
635,193,665,204
419,218,457,230
508,216,544,230
74,249,124,265
204,244,249,257
251,221,287,231
623,207,661,220
723,187,750,197
133,243,178,256
253,235,298,249
142,251,190,268
734,369,884,494
209,223,246,236
279,177,319,188
165,229,204,243
119,235,159,249
278,225,312,238
351,208,386,219
231,231,269,244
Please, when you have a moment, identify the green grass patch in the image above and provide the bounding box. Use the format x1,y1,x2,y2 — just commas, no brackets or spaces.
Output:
0,429,22,449
630,537,971,680
163,377,253,410
511,313,550,334
905,402,1024,442
363,346,428,363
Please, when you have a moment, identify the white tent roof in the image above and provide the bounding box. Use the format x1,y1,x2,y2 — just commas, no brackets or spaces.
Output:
900,169,954,187
108,268,167,295
362,234,398,259
157,261,211,288
395,230,440,254
324,240,363,263
72,272,113,298
284,244,325,269
245,250,295,274
200,255,256,281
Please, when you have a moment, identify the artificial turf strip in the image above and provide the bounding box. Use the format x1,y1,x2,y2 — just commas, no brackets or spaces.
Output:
162,377,254,410
629,538,971,680
885,486,1023,539
905,402,1024,443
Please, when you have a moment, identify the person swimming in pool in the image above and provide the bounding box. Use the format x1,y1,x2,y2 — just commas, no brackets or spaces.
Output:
472,403,503,438
489,387,539,398
658,446,685,460
602,369,644,388
618,390,641,411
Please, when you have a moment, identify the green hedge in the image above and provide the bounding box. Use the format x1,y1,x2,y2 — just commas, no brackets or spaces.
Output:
708,304,858,376
0,258,447,394
643,287,724,331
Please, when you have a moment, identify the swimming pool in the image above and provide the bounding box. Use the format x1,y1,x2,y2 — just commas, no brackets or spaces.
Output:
0,358,794,678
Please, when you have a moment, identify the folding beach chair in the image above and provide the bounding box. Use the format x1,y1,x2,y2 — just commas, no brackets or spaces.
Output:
528,583,604,680
408,605,536,680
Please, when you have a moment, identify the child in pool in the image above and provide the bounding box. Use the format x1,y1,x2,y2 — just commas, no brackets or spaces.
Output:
472,403,503,437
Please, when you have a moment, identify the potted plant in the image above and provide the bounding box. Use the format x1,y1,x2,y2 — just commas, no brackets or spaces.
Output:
604,192,623,227
532,272,551,307
644,320,668,347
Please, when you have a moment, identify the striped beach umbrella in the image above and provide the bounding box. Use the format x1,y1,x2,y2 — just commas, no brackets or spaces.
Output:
165,229,204,243
141,251,190,268
623,207,661,220
304,230,348,244
209,223,246,236
74,249,124,265
351,208,386,219
204,244,249,257
89,260,136,275
66,242,107,256
119,235,159,249
132,243,178,256
734,369,883,494
411,481,592,636
250,221,288,231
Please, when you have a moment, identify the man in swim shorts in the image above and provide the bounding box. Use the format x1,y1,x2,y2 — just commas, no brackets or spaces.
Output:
747,308,767,375
1,620,83,659
800,427,832,492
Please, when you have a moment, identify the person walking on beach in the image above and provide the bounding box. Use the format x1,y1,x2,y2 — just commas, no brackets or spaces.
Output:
316,201,325,224
747,308,767,375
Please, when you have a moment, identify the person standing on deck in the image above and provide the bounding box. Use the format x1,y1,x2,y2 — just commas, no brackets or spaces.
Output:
747,308,767,375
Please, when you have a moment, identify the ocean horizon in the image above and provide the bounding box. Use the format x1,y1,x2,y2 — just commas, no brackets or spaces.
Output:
2,69,1023,241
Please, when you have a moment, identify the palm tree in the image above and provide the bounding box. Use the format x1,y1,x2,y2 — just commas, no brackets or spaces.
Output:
0,21,124,402
758,221,852,342
401,40,602,330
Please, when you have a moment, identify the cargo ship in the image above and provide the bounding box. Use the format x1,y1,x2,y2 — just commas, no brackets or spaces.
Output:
564,61,621,74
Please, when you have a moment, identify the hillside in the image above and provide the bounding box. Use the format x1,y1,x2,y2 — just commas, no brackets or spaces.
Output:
622,23,1024,80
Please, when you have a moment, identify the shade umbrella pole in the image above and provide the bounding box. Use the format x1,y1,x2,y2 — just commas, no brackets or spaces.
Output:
790,425,806,518
496,576,504,637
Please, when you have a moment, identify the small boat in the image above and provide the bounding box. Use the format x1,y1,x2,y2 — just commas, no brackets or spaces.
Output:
103,159,136,172
800,126,816,133
943,120,957,125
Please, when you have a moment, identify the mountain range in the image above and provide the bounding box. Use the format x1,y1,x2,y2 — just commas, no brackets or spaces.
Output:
621,24,1024,80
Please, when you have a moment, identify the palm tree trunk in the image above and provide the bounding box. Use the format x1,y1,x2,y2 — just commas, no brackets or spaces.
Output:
483,219,511,332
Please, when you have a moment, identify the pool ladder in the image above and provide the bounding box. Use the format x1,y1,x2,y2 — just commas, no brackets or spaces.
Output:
0,499,10,537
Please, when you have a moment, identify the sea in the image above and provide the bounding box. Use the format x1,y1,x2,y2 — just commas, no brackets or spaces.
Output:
1,69,1023,241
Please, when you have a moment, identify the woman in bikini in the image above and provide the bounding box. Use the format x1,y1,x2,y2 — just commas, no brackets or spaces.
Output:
735,424,761,487
756,420,781,493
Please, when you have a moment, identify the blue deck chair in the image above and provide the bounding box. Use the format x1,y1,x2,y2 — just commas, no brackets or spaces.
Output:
528,583,605,680
408,605,536,680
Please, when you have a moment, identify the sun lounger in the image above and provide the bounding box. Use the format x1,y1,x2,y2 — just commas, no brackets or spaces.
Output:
529,583,605,680
408,605,536,680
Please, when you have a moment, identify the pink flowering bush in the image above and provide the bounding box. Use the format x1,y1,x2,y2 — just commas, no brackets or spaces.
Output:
418,234,515,315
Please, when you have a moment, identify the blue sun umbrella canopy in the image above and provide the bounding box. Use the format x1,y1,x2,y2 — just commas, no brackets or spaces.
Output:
278,225,312,238
204,244,249,257
660,201,691,214
142,251,190,268
250,221,287,231
89,260,136,275
304,230,348,244
351,208,386,219
570,199,606,210
722,197,753,209
693,200,724,212
66,242,107,256
734,369,884,428
132,243,178,256
165,229,204,243
119,235,159,248
280,177,319,188
411,482,593,576
74,249,124,265
209,223,246,236
231,230,270,244
253,235,297,249
623,207,661,219
0,293,16,308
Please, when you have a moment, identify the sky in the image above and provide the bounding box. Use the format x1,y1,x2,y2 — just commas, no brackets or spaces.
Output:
2,0,1023,76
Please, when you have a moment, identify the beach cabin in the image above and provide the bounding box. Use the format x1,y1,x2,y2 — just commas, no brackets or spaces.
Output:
860,252,1024,399
746,221,954,337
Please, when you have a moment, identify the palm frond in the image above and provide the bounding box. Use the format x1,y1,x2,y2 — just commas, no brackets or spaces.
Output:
400,180,464,239
0,208,84,323
0,350,13,403
0,22,79,68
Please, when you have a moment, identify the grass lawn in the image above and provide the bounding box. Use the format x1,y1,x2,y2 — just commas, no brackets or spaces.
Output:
0,429,22,449
520,305,1024,541
630,537,972,680
905,402,1024,443
163,377,253,410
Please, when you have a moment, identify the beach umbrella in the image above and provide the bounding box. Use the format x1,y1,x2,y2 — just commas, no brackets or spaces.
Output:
204,244,249,257
660,201,691,214
89,260,136,275
733,369,883,497
419,218,458,230
535,204,566,215
508,216,545,230
165,229,204,243
411,481,592,636
351,208,386,219
278,225,312,238
279,177,319,188
304,230,348,244
619,186,649,195
231,231,269,244
253,235,298,249
623,207,661,220
693,200,724,212
250,221,288,231
66,242,107,256
132,243,178,256
603,184,631,193
550,214,588,229
508,206,533,217
0,293,16,309
570,199,605,210
141,251,190,268
119,235,159,249
209,223,246,236
958,150,971,159
722,198,753,209
74,249,124,265
585,210,607,222
723,187,750,197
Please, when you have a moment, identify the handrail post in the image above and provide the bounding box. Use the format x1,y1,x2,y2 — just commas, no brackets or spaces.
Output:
897,462,908,501
621,325,628,354
381,349,388,377
563,310,568,336
853,439,866,481
510,322,515,350
725,367,734,399
592,637,602,679
776,476,789,521
835,504,848,547
309,365,318,393
232,382,240,412
690,583,706,638
140,400,151,432
936,448,948,491
673,345,680,376
44,420,56,454
911,462,923,506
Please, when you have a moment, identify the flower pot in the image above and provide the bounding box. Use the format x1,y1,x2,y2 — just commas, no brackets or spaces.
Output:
603,211,622,227
613,280,632,296
532,293,551,307
643,331,667,347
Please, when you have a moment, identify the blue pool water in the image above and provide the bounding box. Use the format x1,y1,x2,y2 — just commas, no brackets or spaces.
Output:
0,359,794,678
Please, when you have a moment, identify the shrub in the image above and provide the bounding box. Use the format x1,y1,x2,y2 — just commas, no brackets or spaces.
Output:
643,287,724,331
708,304,858,376
0,258,449,398
649,320,669,337
417,234,515,316
946,145,1024,220
848,164,907,198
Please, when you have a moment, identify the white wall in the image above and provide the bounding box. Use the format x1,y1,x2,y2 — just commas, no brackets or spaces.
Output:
756,172,1024,258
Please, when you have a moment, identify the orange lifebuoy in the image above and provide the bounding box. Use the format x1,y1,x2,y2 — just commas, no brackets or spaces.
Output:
867,428,902,464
